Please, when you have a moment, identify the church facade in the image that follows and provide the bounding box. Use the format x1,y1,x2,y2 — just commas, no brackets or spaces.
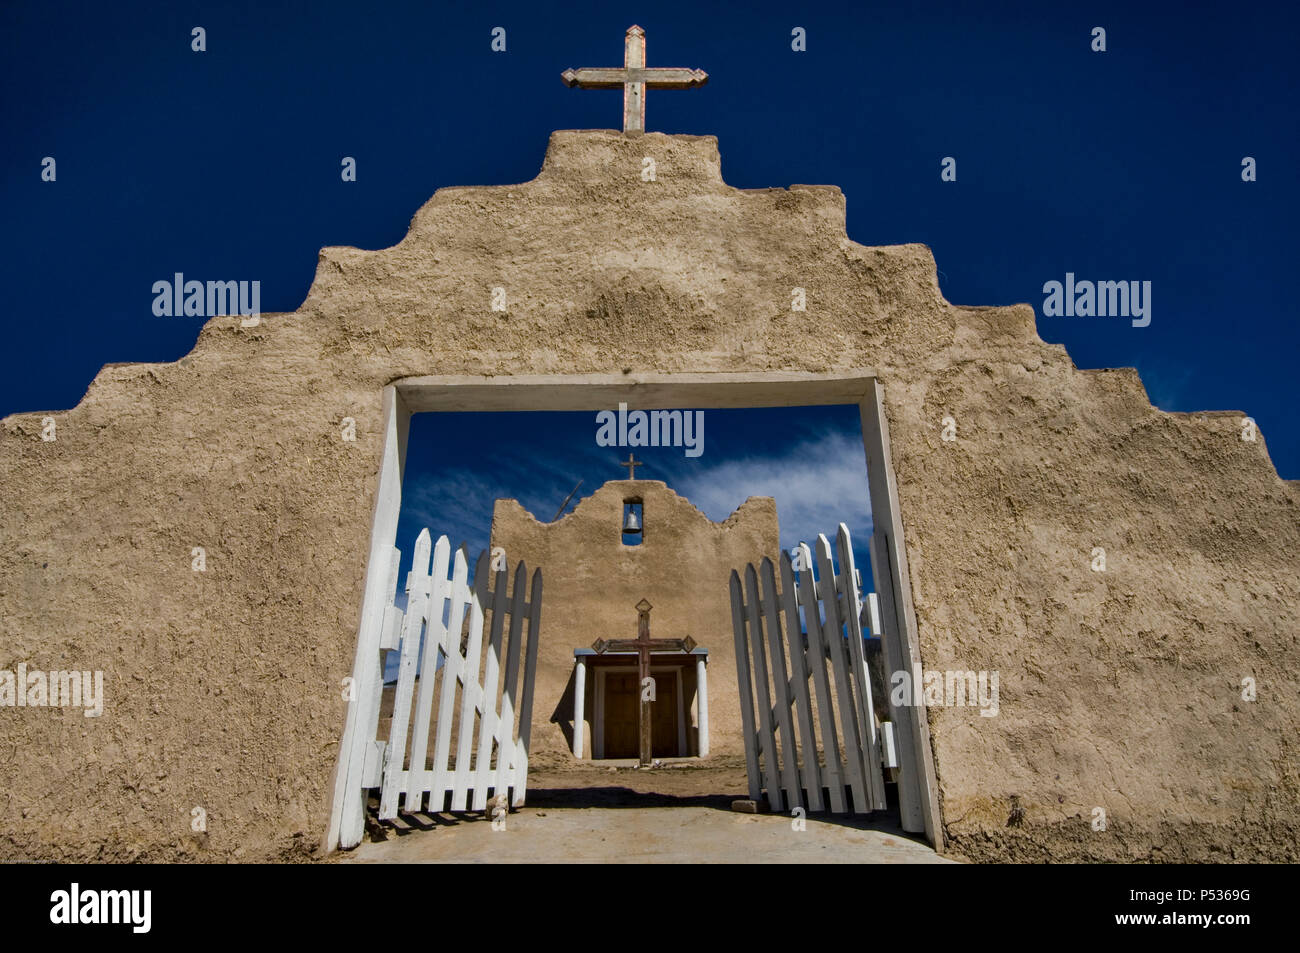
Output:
489,479,779,763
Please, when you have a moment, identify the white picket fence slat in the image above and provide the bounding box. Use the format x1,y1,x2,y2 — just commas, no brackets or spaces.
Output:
450,550,491,811
796,541,846,813
513,570,543,807
430,546,472,808
836,528,888,811
403,535,451,811
814,534,870,814
470,556,510,811
730,523,888,815
360,531,543,821
493,561,528,805
379,529,432,819
729,573,765,803
743,564,785,812
776,553,824,811
758,560,802,812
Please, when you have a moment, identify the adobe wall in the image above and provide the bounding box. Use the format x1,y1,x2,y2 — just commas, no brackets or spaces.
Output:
488,479,778,762
1,130,1296,861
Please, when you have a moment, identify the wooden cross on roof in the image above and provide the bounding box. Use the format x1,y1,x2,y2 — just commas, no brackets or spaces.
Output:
620,453,643,480
593,599,696,766
561,25,708,135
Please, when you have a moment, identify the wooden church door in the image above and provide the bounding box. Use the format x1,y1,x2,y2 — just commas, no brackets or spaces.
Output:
604,668,680,758
604,673,640,758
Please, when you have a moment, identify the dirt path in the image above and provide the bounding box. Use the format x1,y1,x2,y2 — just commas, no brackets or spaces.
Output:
339,758,952,864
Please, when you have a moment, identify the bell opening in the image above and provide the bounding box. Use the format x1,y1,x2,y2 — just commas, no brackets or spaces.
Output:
622,500,644,545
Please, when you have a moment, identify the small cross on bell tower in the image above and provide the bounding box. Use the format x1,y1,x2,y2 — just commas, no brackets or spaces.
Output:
620,453,643,480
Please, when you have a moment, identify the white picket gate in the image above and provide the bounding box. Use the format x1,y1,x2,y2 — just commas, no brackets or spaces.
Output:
730,523,890,815
354,529,543,822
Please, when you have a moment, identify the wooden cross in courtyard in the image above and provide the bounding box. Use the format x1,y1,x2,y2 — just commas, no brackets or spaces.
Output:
620,453,643,480
593,599,696,766
561,25,708,135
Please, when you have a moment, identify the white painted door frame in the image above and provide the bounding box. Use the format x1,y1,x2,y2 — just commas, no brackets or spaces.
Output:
324,370,943,852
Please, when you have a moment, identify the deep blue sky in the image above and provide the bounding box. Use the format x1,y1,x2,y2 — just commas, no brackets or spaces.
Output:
4,0,1296,555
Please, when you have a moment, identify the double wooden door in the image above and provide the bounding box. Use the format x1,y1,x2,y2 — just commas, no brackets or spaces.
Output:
604,670,678,758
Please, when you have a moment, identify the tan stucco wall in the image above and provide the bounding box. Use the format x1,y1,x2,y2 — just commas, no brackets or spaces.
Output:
1,130,1296,862
488,479,778,761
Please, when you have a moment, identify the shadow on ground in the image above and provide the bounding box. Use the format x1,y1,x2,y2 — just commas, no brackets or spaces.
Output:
362,783,929,852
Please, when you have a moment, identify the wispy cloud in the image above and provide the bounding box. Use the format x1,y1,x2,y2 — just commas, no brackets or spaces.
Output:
400,469,550,558
396,419,876,584
399,425,620,553
674,430,873,552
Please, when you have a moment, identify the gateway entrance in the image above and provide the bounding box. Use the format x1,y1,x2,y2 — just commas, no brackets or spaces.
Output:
328,372,941,852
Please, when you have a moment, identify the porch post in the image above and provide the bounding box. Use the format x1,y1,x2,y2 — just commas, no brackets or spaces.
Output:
694,648,709,757
573,649,595,758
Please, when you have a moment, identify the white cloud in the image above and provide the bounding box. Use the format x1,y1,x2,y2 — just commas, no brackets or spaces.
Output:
675,430,874,552
399,452,590,554
401,470,503,549
397,425,876,575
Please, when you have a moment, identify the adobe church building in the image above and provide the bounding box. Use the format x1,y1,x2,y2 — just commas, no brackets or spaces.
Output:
1,125,1297,862
489,478,779,763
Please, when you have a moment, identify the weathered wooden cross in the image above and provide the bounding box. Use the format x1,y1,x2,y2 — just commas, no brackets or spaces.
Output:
593,599,696,766
561,25,708,135
620,453,643,480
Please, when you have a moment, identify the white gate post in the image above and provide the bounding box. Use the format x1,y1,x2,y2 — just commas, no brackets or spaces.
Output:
694,649,709,757
859,378,943,848
328,385,409,852
573,649,593,759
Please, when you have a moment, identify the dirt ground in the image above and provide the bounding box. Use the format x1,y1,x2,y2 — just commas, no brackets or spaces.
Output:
336,757,951,864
